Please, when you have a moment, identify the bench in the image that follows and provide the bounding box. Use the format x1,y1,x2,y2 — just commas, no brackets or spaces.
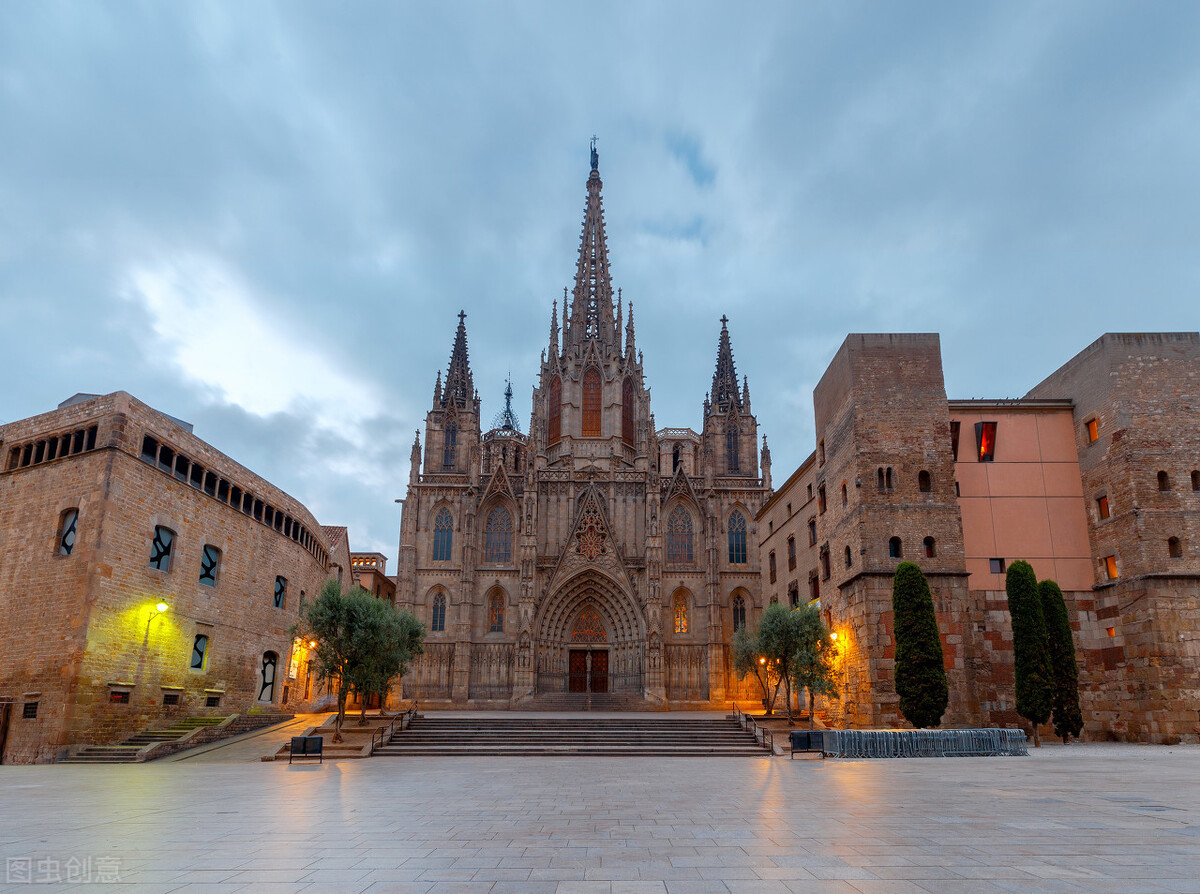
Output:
289,735,323,764
789,729,825,759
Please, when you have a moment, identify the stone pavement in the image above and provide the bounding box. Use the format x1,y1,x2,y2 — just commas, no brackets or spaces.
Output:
1,742,1198,892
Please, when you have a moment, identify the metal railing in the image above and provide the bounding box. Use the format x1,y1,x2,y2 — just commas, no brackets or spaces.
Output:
821,728,1028,759
732,702,775,753
370,699,419,753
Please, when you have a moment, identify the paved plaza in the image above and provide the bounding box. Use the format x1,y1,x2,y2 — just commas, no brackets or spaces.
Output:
2,740,1199,893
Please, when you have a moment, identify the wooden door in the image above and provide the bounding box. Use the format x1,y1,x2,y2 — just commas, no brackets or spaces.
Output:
590,650,608,693
568,650,588,692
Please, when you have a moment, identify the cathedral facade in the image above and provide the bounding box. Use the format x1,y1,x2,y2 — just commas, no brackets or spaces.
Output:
397,149,771,707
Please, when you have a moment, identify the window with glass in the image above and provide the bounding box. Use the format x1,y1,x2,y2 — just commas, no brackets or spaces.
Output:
487,591,505,632
727,511,747,564
432,507,453,561
923,537,936,558
1097,495,1110,520
199,545,220,587
732,594,746,631
58,508,78,556
673,591,688,634
431,593,446,632
622,377,635,445
888,537,902,559
548,376,562,443
975,421,997,462
582,368,602,437
666,505,694,565
149,525,175,572
191,634,208,670
259,651,278,701
274,575,287,609
787,536,796,570
484,505,513,563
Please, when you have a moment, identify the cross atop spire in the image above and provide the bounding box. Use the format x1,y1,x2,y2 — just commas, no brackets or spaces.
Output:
590,135,598,171
710,315,742,413
441,309,474,409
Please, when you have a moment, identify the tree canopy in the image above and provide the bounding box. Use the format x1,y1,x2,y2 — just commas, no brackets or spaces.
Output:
1039,578,1084,743
891,562,948,729
1005,560,1053,745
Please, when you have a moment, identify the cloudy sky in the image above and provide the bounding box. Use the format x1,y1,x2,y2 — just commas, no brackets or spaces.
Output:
2,2,1198,566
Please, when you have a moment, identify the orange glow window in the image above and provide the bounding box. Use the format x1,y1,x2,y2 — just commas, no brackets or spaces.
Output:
975,421,997,462
582,368,601,437
1086,419,1099,443
1097,496,1110,520
1104,555,1118,580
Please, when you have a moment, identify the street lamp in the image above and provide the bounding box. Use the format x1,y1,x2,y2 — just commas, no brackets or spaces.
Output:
155,602,169,614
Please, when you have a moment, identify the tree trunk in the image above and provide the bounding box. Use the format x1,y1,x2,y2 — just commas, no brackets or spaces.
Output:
784,675,794,726
333,690,347,744
1032,723,1041,747
359,695,368,726
808,688,815,730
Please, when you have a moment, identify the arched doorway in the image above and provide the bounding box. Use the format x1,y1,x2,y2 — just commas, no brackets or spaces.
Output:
535,572,644,696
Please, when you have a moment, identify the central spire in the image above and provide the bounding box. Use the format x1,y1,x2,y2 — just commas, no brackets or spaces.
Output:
441,309,474,409
566,139,617,350
710,315,742,413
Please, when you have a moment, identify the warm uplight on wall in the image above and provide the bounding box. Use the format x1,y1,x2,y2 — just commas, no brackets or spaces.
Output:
155,602,169,613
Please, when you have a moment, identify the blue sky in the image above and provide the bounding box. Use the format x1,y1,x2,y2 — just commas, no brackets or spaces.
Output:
2,2,1198,566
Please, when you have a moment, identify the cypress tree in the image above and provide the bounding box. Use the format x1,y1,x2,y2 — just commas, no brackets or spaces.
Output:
1039,579,1084,743
1005,560,1053,745
891,561,948,729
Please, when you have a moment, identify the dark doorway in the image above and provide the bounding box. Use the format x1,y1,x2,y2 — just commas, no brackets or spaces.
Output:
0,703,11,764
590,650,608,693
569,650,588,692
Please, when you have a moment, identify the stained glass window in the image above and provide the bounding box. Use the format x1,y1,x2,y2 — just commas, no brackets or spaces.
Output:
728,511,747,564
259,651,277,701
572,606,606,642
732,594,746,631
666,505,693,565
432,507,453,561
582,368,601,437
150,525,174,572
622,377,635,445
484,505,512,563
488,591,505,632
191,635,208,670
58,508,78,556
431,593,446,632
975,421,997,462
199,545,219,587
548,377,562,443
673,591,688,634
274,575,287,609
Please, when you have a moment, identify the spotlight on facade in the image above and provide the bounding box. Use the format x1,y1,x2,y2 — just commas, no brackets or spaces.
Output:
155,602,169,613
830,632,838,641
309,640,317,648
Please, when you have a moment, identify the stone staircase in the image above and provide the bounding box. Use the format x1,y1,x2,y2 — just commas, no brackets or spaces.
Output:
373,714,771,757
525,692,660,711
61,713,293,763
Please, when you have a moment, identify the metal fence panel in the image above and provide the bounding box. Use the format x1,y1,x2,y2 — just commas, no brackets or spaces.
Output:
822,728,1028,758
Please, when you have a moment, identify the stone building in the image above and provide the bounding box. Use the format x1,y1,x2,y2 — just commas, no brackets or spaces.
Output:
759,333,1200,743
0,392,334,763
397,147,771,706
352,552,396,604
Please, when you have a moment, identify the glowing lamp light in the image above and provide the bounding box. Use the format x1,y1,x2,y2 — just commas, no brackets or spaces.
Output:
309,640,318,648
155,602,169,614
830,631,838,641
758,657,766,665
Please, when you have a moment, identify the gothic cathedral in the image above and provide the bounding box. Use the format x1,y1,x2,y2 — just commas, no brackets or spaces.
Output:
397,148,772,707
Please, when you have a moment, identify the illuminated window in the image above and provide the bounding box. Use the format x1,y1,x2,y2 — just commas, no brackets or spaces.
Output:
259,652,278,701
442,419,457,470
1097,496,1110,520
727,511,747,564
888,537,902,559
1104,555,1118,580
1085,419,1099,443
622,377,635,445
726,425,740,473
768,550,776,583
582,368,601,437
975,421,997,462
58,508,78,556
1157,471,1170,491
431,593,446,632
1106,626,1116,638
990,557,1005,574
199,545,220,587
484,505,513,563
923,537,936,558
488,591,505,632
673,591,688,634
274,576,287,609
548,376,562,444
949,421,961,460
918,470,932,493
667,505,694,565
149,525,174,572
432,507,453,561
1168,537,1182,559
732,594,746,631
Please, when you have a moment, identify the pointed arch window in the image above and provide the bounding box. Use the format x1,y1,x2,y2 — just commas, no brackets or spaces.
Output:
484,505,513,563
726,424,740,473
666,505,694,565
443,418,457,470
673,590,689,634
582,368,602,437
431,593,446,632
622,377,635,445
732,594,746,631
487,590,505,632
728,510,747,564
432,507,453,561
548,376,562,444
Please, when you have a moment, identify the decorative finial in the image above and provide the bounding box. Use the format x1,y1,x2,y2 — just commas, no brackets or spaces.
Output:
590,135,598,172
720,314,729,328
458,309,467,324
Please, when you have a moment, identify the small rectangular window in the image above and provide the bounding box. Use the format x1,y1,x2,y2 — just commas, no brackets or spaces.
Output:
768,551,776,584
21,443,33,467
788,582,799,608
818,440,825,465
817,484,827,514
203,472,217,497
189,463,203,489
989,557,1005,574
173,454,189,482
22,701,38,719
205,694,221,708
72,429,85,453
58,509,79,556
950,421,961,461
157,445,174,473
217,479,230,502
34,441,46,464
46,438,58,461
975,422,997,462
141,435,159,463
1097,496,1110,520
787,536,796,571
808,519,817,546
1085,419,1099,443
199,545,220,587
230,485,242,508
1104,555,1118,580
162,692,180,706
85,425,97,450
150,526,174,572
274,576,287,609
109,691,130,704
191,635,209,670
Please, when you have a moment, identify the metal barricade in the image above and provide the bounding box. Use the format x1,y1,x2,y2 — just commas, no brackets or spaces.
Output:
821,728,1028,759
